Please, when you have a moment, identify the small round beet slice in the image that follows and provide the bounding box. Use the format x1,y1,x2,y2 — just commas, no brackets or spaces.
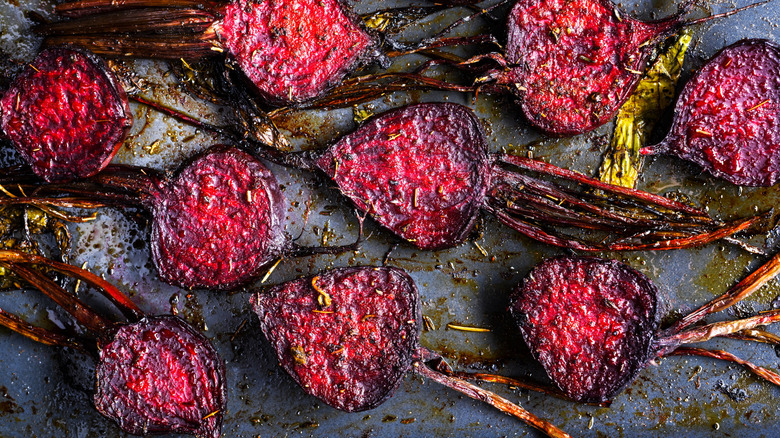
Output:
0,47,132,182
147,146,287,290
313,103,490,250
642,40,780,186
509,256,658,403
251,266,420,412
216,0,377,105
94,315,226,438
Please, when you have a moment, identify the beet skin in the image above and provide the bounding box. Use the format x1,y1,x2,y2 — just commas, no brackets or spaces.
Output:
251,266,420,412
509,256,658,403
0,47,132,182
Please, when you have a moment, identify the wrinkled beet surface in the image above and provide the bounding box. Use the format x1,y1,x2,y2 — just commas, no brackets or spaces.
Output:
504,0,672,135
646,39,780,186
94,315,226,438
0,47,131,182
149,146,286,289
217,0,375,105
315,103,490,250
509,256,658,403
251,266,420,412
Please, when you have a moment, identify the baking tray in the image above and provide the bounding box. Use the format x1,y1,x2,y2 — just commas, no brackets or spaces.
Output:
1,0,780,436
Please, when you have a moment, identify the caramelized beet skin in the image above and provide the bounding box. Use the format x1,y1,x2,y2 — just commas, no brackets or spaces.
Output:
216,0,376,105
148,146,286,290
314,103,490,250
645,40,780,186
251,266,421,412
0,47,131,182
509,257,658,403
94,316,226,438
503,0,675,136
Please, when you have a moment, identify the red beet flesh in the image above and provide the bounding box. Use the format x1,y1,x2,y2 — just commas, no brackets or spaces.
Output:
148,146,286,289
251,266,420,412
0,47,131,182
216,0,376,105
94,315,226,438
503,0,676,135
509,257,658,403
643,39,780,186
314,103,490,250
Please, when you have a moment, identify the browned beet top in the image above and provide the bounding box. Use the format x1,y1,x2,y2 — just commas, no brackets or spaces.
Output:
251,266,420,412
0,47,131,182
216,0,374,105
503,0,669,135
510,257,658,403
644,39,780,186
314,103,490,250
94,315,226,438
149,146,286,290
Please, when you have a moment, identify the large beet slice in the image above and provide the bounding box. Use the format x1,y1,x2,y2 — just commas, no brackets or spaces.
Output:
0,47,131,182
642,39,780,186
509,257,658,403
314,103,490,250
94,315,226,438
215,0,377,105
147,146,287,290
502,0,685,135
251,266,420,412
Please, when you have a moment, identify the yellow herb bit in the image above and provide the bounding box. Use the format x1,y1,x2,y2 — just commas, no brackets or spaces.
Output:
28,64,40,73
387,132,403,141
312,309,334,314
446,323,491,333
473,241,488,257
144,140,161,154
74,261,88,295
260,258,282,283
353,106,374,124
202,410,220,420
180,58,194,71
624,68,643,75
375,288,383,295
600,32,692,188
0,184,16,198
422,315,436,331
361,314,376,322
413,188,419,209
694,129,713,137
332,346,345,355
362,12,392,32
747,99,771,112
291,345,308,365
246,190,254,203
312,276,332,308
210,46,224,53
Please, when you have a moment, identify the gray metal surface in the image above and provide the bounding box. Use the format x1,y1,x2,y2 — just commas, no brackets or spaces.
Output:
2,0,780,436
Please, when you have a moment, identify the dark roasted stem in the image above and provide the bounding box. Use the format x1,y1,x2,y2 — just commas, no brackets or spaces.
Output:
0,262,112,335
0,308,85,349
667,347,780,387
683,0,770,27
36,8,216,35
55,0,223,17
607,216,762,251
43,31,219,60
413,361,571,438
0,196,109,209
417,0,512,45
668,252,780,335
0,250,143,321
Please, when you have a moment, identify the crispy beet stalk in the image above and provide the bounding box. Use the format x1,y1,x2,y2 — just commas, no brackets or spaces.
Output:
314,103,490,250
0,250,226,438
251,267,419,411
510,254,780,403
642,39,780,186
510,257,658,403
0,47,131,182
95,316,226,438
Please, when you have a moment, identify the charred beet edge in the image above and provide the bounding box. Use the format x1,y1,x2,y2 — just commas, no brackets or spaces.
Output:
0,47,131,182
642,39,780,186
40,0,381,105
251,266,571,437
509,254,780,403
286,103,762,251
1,145,358,290
0,250,226,438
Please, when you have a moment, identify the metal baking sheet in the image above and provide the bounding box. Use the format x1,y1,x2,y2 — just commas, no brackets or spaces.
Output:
2,0,780,436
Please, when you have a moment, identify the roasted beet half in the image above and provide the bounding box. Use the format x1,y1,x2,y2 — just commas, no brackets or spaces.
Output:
0,250,226,438
39,0,382,106
3,145,355,290
642,39,780,186
0,46,131,182
508,254,780,403
251,266,572,437
285,103,763,251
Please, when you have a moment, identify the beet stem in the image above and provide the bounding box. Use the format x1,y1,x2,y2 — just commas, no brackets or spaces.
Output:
682,0,770,28
418,0,512,47
55,0,221,18
667,347,780,387
667,251,780,335
0,307,85,349
413,361,572,438
724,328,780,345
607,215,762,251
659,309,780,353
